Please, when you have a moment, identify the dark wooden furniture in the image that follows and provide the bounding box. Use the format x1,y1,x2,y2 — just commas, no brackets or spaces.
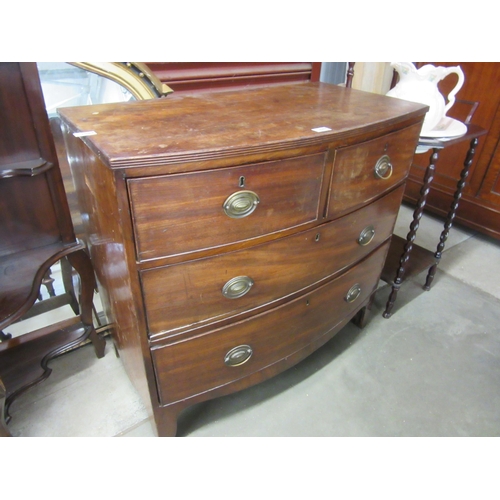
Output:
346,62,355,88
59,82,426,436
405,62,500,240
0,62,106,429
381,124,487,317
0,378,11,437
143,62,321,94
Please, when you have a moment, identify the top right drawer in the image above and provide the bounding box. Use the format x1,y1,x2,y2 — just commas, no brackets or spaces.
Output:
326,122,422,219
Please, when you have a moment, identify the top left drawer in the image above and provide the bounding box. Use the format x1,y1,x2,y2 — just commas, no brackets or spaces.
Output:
128,153,326,261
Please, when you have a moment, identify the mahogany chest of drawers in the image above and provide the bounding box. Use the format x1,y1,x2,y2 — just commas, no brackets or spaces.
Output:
59,83,426,436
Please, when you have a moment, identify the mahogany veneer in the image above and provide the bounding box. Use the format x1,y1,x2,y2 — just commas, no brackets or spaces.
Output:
59,82,426,436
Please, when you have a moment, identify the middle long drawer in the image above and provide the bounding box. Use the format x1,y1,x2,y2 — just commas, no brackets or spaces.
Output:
141,184,404,339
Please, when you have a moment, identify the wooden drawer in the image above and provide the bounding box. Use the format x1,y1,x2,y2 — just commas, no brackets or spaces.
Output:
128,153,326,261
151,240,390,405
327,122,422,219
142,185,404,338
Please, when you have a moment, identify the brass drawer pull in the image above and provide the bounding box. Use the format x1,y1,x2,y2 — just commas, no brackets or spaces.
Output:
358,225,375,246
345,283,361,303
223,190,260,218
222,276,254,299
374,155,393,180
224,345,253,367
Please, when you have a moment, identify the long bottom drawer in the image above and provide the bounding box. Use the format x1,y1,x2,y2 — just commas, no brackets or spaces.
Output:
152,241,389,406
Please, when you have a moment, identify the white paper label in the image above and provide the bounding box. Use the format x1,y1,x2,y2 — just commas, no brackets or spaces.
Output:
73,131,97,137
311,127,332,133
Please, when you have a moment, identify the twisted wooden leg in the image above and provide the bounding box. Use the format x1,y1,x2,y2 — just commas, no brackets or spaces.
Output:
383,148,438,318
424,137,478,290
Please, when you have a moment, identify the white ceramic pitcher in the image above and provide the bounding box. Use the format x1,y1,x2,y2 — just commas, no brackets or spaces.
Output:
386,62,465,135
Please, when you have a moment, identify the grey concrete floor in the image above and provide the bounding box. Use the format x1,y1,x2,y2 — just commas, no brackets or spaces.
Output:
5,204,500,437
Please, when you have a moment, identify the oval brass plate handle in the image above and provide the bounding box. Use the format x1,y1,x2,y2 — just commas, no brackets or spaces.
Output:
358,225,375,246
222,276,254,299
224,345,253,367
223,190,260,218
374,155,393,180
345,283,361,303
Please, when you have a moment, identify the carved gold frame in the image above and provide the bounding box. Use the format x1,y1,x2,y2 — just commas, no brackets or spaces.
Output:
68,62,173,100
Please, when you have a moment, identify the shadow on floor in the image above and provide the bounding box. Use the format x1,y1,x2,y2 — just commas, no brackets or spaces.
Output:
177,317,369,437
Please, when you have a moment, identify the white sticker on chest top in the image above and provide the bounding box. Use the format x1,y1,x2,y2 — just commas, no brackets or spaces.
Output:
73,131,97,137
311,127,332,133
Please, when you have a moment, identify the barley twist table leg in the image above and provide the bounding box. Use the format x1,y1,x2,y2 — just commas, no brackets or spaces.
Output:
383,148,438,318
424,137,479,290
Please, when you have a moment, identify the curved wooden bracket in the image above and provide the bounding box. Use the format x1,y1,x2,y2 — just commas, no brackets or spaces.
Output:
0,243,84,330
0,158,53,179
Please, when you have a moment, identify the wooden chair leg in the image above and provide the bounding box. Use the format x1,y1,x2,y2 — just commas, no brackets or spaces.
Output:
41,268,56,297
66,250,106,359
61,257,80,315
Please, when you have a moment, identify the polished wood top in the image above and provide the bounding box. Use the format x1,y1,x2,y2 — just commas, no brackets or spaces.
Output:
58,82,427,169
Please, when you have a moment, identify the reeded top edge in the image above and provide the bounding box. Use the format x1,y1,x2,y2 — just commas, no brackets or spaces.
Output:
58,82,428,169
